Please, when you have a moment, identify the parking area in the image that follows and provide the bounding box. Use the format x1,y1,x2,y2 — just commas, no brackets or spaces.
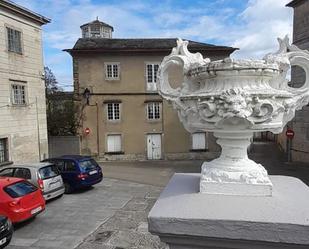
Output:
7,178,164,249
6,142,309,249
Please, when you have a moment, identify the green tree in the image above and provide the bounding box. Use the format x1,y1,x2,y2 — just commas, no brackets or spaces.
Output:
44,67,78,136
44,66,62,94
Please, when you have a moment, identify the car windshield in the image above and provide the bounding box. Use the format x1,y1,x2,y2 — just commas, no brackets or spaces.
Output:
79,159,98,171
39,165,59,180
4,181,37,198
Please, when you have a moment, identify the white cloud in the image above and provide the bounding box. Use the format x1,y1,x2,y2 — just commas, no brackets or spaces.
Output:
12,0,294,88
231,0,293,58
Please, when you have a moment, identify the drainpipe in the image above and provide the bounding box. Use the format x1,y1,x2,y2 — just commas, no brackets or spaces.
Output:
96,102,100,156
36,97,41,161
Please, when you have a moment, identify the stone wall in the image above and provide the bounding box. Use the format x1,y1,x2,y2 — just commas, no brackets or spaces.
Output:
290,0,309,162
48,136,80,158
0,8,48,163
278,0,309,162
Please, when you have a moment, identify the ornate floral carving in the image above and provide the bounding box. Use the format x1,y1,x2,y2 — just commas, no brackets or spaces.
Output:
157,37,309,196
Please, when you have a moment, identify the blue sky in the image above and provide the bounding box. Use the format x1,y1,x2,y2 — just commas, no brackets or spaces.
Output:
13,0,293,90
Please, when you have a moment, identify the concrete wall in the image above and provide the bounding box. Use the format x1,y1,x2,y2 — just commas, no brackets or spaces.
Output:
48,136,80,157
0,7,48,164
74,50,228,160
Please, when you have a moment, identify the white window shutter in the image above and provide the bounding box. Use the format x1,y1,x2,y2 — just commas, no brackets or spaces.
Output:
114,135,121,151
107,135,113,152
192,133,206,150
107,135,121,152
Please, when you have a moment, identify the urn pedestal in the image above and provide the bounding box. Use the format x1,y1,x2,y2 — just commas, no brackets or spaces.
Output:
148,174,309,249
148,37,309,249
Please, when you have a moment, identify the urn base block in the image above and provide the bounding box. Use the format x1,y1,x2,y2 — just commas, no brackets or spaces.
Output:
200,132,273,196
148,173,309,249
199,180,272,196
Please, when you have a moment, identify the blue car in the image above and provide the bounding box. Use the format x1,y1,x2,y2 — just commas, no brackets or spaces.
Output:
43,156,103,193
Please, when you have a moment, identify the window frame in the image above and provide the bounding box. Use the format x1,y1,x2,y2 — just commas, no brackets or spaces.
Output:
105,62,120,80
106,134,123,154
147,102,161,121
4,181,37,198
13,167,32,179
0,138,9,164
145,62,160,91
53,160,65,172
106,102,121,122
11,81,27,106
0,168,14,177
6,26,23,54
191,132,208,151
90,24,101,37
64,160,76,172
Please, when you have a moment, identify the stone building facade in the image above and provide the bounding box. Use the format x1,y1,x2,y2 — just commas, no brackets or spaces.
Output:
65,20,236,160
0,1,50,164
278,0,309,162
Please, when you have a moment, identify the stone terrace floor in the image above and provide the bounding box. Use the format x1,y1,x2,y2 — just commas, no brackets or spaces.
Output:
76,178,166,249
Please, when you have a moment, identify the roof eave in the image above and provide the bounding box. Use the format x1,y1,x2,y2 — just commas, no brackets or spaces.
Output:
64,47,237,56
286,0,305,7
1,0,50,25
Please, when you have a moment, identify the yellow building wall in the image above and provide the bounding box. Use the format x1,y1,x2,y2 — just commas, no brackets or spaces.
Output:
75,51,226,160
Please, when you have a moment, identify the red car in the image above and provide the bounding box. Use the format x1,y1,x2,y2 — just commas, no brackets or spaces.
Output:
0,177,45,223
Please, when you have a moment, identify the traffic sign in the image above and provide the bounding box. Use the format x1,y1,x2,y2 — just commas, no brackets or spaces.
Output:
84,127,90,135
285,129,294,139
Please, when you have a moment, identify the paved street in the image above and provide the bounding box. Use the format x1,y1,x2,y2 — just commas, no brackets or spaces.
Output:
7,178,164,249
6,142,309,249
101,142,309,187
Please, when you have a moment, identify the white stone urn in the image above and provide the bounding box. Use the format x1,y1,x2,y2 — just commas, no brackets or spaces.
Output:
158,36,309,196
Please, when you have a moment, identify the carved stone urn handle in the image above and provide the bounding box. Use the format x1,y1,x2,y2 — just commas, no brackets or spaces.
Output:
157,39,210,101
266,36,309,95
287,51,309,93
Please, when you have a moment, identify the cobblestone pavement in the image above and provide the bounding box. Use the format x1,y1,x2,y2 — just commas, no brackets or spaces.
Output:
7,178,165,249
76,181,167,249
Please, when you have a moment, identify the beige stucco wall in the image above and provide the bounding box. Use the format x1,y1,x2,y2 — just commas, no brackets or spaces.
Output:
0,9,48,163
74,50,229,160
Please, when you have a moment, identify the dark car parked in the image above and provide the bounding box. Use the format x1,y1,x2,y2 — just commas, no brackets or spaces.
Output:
43,156,103,193
0,216,13,248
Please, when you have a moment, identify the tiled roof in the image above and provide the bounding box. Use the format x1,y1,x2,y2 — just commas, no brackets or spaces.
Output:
65,38,236,53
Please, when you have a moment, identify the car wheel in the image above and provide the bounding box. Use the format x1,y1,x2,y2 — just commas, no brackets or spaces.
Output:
64,183,72,194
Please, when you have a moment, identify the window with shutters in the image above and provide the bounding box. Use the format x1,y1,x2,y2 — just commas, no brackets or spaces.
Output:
90,24,101,37
107,103,120,121
147,102,160,120
107,134,122,152
0,138,9,164
191,133,207,150
11,82,26,105
105,63,120,80
146,63,159,91
7,27,22,54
